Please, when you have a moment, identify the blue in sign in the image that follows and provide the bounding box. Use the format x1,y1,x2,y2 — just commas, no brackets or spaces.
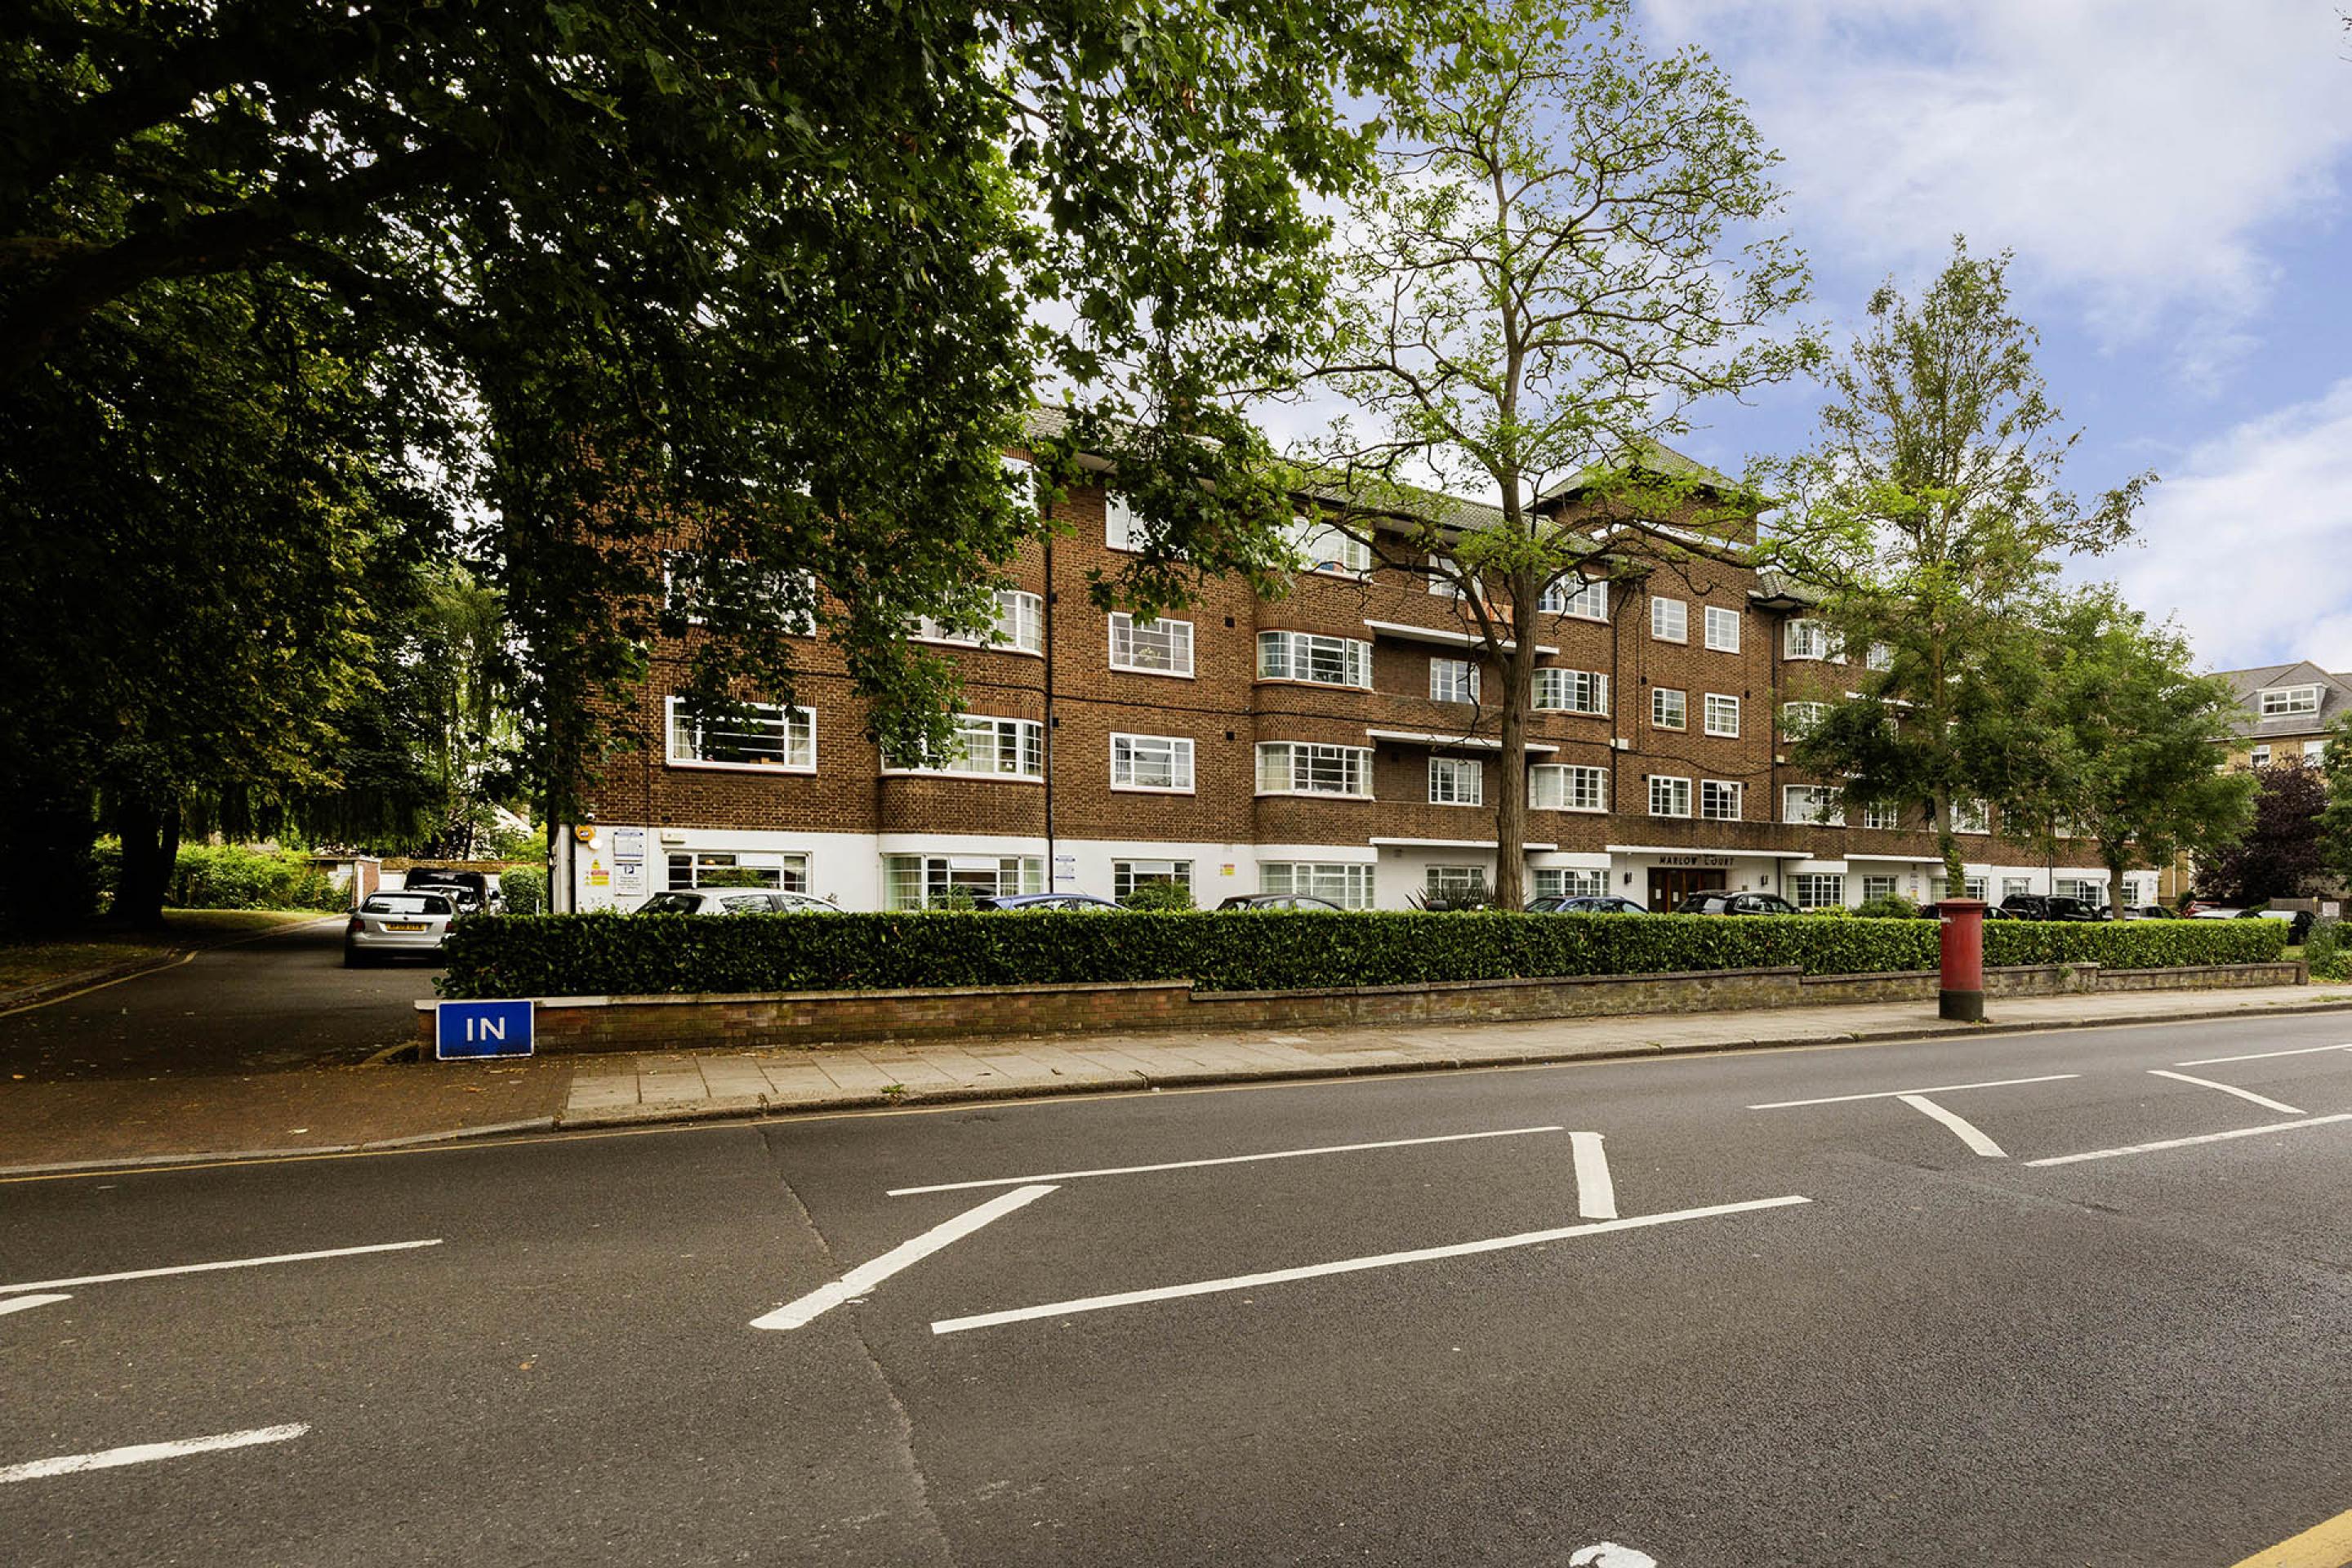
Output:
436,999,536,1060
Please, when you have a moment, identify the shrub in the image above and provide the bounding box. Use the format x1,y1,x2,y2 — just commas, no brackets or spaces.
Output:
437,908,2291,1000
501,865,548,916
1120,880,1194,912
2305,917,2345,980
170,844,346,911
1854,893,1918,920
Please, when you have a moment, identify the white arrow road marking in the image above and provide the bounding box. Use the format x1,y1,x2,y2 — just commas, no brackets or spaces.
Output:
1569,1131,1617,1220
1748,1074,2077,1110
754,1184,1058,1331
0,1239,441,1295
0,1292,69,1316
2147,1069,2305,1116
2027,1112,2352,1169
930,1194,1811,1336
886,1125,1566,1196
1570,1545,1659,1568
1895,1094,2007,1158
0,1424,307,1485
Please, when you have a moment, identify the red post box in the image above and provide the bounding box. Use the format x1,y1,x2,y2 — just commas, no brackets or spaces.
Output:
1936,898,1986,1022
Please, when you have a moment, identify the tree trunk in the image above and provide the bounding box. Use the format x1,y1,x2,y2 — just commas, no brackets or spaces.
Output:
110,793,181,929
1494,673,1528,909
2104,847,2129,919
1933,791,1964,897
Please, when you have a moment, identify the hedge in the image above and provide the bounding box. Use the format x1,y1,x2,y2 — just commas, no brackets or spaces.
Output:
435,911,2291,1000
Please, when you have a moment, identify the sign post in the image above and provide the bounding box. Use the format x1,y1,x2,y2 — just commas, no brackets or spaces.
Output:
435,999,537,1061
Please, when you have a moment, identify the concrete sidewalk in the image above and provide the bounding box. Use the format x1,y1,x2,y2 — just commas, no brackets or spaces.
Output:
5,984,2346,1176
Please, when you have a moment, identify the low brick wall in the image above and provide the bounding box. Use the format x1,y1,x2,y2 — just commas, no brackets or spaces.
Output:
412,959,2307,1056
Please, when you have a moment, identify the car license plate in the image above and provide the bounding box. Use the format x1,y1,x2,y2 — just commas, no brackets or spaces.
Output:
384,921,428,933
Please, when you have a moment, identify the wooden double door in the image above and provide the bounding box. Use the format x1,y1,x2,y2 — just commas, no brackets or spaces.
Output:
1646,868,1728,912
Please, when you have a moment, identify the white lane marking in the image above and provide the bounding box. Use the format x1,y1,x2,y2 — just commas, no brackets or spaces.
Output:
2175,1042,2352,1067
0,1424,307,1485
1569,1131,1617,1220
930,1194,1811,1336
0,1239,441,1296
2026,1112,2352,1168
1749,1074,2078,1110
1895,1094,2007,1158
754,1184,1057,1331
2147,1069,2305,1117
886,1125,1566,1196
1570,1547,1659,1568
0,1293,69,1316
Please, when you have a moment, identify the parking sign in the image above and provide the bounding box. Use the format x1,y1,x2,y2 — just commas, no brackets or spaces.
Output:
435,999,536,1060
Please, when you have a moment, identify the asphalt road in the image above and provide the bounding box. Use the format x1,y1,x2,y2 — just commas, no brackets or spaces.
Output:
0,919,439,1080
7,1011,2352,1566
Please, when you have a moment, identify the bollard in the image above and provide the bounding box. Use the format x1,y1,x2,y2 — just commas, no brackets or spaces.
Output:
1936,898,1986,1022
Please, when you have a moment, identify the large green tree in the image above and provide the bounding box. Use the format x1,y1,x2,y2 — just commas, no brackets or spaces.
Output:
1771,238,2152,893
2197,762,2328,907
1304,0,1818,906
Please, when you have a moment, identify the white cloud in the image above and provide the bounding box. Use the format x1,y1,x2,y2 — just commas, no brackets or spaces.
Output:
1642,0,2352,375
2095,378,2352,675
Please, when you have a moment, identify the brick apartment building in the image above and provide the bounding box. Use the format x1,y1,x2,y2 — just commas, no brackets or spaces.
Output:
555,433,2110,914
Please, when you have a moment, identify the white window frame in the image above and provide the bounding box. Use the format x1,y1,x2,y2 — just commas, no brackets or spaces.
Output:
912,588,1045,655
1792,874,1846,911
1648,775,1693,818
1704,605,1741,653
664,697,816,773
884,853,1044,910
1780,701,1829,740
1530,764,1608,813
1107,612,1195,677
1866,642,1894,672
1785,619,1831,661
884,715,1045,780
1951,799,1991,835
1782,784,1846,826
1113,859,1193,901
1257,630,1373,689
1285,515,1372,577
1425,865,1490,900
1254,742,1373,798
1109,733,1196,794
1535,668,1609,715
662,554,818,635
1651,596,1688,644
665,849,809,893
1651,687,1687,731
1428,756,1485,806
1543,578,1610,620
1704,693,1740,738
1533,867,1610,901
1260,862,1375,908
2057,877,2102,903
1860,800,1900,831
1862,874,1900,902
1429,657,1480,704
2250,745,2272,768
1104,490,1140,551
1699,779,1744,822
2260,684,2321,716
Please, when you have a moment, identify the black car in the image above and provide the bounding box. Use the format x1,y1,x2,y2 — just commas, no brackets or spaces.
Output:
1526,895,1650,915
2247,907,2317,944
1677,891,1799,916
969,893,1123,911
1217,893,1345,911
403,867,503,915
1998,894,2101,922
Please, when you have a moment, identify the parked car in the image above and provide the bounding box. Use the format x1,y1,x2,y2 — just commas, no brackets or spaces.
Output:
2249,907,2316,943
1217,893,1345,911
1677,891,1799,916
402,867,504,915
2118,905,2173,921
1917,902,2019,920
636,889,840,915
969,893,1123,911
1526,895,1650,915
1997,893,2102,922
345,890,459,966
2189,906,2245,920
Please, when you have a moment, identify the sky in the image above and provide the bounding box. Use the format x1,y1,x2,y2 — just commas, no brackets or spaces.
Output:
1269,1,2352,677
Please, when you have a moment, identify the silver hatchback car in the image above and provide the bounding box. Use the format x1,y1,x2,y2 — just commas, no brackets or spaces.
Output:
345,890,459,965
636,889,840,915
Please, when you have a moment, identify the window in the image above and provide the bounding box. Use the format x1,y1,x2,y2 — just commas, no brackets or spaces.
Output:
1866,643,1894,672
1428,756,1484,806
1860,800,1900,831
663,554,817,634
666,698,816,772
1651,596,1687,643
1257,630,1372,688
884,854,1043,910
1530,764,1607,812
913,589,1044,654
1785,619,1831,660
1110,733,1195,792
1104,491,1141,550
889,715,1043,778
1262,862,1374,908
1699,779,1744,821
1108,612,1194,676
1430,657,1480,704
2002,876,2032,900
1704,605,1741,653
1534,867,1609,900
1780,701,1829,740
2250,745,2271,768
1792,874,1846,910
1783,785,1845,826
666,850,808,892
1862,875,1899,902
1651,688,1687,730
1255,742,1372,797
1113,860,1192,901
1425,865,1490,901
1648,775,1693,818
1704,693,1740,737
1951,799,1990,835
1286,515,1372,577
2261,684,2321,716
2058,878,2101,903
1535,668,1609,715
1427,559,1468,600
1004,454,1036,516
1544,578,1610,620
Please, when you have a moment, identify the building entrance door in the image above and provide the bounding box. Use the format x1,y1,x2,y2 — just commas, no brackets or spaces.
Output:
1646,867,1728,911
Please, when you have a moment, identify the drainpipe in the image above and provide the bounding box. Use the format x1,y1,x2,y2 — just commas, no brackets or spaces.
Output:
1043,535,1057,892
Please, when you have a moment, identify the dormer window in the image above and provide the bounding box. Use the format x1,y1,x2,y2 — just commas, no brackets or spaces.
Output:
2260,684,2321,717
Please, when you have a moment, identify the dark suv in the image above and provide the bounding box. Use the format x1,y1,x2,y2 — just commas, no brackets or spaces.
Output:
1998,893,2101,922
1677,891,1799,916
402,868,503,915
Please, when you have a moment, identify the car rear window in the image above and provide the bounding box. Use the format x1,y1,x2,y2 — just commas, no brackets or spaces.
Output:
363,893,452,915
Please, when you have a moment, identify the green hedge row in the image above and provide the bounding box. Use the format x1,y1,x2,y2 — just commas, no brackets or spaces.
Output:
435,911,2290,1000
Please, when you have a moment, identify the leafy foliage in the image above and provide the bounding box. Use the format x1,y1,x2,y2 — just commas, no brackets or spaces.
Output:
2196,763,2329,905
167,845,346,912
1118,880,1196,912
500,866,549,918
438,910,2286,998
